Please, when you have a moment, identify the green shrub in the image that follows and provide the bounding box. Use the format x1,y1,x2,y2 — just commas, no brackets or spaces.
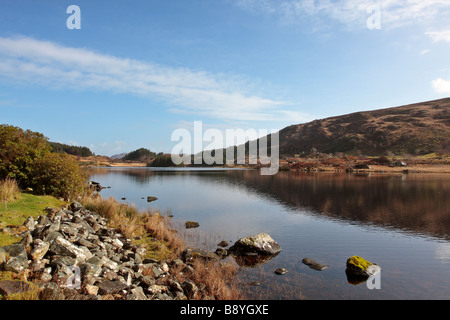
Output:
0,124,51,187
0,124,88,200
31,153,88,200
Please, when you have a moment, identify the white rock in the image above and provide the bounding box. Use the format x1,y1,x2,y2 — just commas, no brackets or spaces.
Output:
49,236,90,263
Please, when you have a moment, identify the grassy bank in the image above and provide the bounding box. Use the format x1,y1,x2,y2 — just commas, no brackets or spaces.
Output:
0,183,243,300
0,185,65,289
0,193,64,248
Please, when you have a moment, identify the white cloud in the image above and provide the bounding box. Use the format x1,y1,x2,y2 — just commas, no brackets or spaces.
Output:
426,30,450,43
89,140,129,156
432,78,450,94
67,140,80,147
233,0,450,29
0,36,308,123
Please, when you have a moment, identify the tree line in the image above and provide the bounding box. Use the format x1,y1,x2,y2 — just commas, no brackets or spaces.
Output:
49,141,94,157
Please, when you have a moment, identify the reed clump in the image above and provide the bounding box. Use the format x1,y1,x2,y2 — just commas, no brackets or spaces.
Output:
0,178,21,208
190,258,243,300
143,209,186,257
83,195,143,238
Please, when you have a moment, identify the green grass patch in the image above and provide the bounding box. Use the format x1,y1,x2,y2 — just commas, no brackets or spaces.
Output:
0,271,15,281
0,192,65,285
0,192,65,246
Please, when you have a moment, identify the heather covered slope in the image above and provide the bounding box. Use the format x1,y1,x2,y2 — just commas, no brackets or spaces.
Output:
279,97,450,156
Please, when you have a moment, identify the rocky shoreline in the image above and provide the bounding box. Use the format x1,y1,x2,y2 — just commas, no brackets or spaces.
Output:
0,201,218,300
0,199,381,300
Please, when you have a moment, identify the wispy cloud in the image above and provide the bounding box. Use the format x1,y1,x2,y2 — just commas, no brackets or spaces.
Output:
432,78,450,94
426,30,450,43
233,0,450,29
0,36,308,123
89,140,129,156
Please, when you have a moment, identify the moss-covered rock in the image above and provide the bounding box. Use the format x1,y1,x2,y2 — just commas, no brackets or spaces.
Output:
345,255,380,279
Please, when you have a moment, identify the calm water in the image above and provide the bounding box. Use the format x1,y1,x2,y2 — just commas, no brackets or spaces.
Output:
86,167,450,300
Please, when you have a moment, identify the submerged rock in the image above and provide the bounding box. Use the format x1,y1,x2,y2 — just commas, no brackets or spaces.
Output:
217,240,229,247
181,248,219,262
302,257,329,271
185,221,199,229
246,281,261,286
274,268,287,275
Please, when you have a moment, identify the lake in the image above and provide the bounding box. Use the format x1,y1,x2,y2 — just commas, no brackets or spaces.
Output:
85,167,450,300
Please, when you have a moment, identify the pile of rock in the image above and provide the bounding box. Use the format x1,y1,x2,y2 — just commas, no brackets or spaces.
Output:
0,202,209,300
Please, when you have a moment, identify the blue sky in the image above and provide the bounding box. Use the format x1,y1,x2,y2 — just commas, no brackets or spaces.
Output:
0,0,449,156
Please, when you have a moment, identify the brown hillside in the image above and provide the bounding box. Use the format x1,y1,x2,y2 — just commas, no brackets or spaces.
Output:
279,97,450,156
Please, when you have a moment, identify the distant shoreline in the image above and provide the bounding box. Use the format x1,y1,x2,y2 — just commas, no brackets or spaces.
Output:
286,164,450,174
77,154,450,174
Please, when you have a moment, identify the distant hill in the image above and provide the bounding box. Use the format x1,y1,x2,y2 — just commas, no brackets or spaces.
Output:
110,153,127,160
123,148,156,162
278,97,450,156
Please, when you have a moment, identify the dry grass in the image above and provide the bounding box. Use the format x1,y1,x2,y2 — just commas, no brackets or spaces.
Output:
80,194,145,239
3,281,41,301
143,210,186,257
0,178,21,205
191,259,243,300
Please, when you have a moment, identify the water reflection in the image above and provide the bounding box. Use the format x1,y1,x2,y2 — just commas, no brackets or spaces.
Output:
225,171,450,241
233,253,280,268
85,168,450,241
435,243,450,262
